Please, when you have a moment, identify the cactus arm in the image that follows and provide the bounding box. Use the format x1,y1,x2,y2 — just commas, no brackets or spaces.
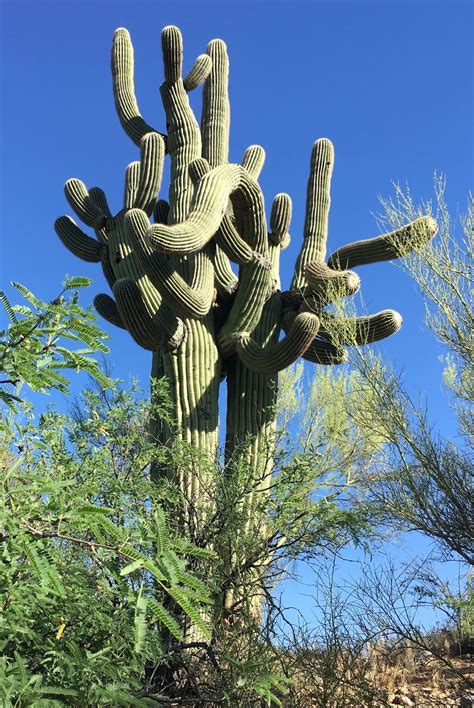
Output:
123,134,165,214
214,249,238,298
111,28,165,147
292,138,334,291
241,145,265,180
59,169,184,352
54,216,103,262
236,312,320,374
187,157,246,270
269,193,292,248
218,179,272,354
99,214,185,350
230,177,269,252
219,258,272,356
154,199,170,225
281,309,348,365
280,234,291,251
199,37,238,301
303,261,361,302
327,216,438,269
319,309,403,345
126,208,215,319
129,164,242,254
112,278,174,350
304,338,349,365
188,156,211,185
190,152,253,264
161,24,184,83
215,212,255,265
88,188,112,218
132,132,166,215
64,178,107,230
160,26,204,222
199,39,237,306
124,162,140,210
201,39,230,167
183,54,212,91
93,293,126,329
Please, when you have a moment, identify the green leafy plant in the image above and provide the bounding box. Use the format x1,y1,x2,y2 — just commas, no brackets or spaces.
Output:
0,382,218,704
0,277,112,408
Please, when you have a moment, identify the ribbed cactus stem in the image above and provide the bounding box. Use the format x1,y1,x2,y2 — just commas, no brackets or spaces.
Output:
216,212,255,265
214,249,239,297
218,179,271,353
160,79,201,224
101,258,117,290
127,209,216,319
133,133,165,214
64,179,107,230
55,216,103,262
292,138,334,290
89,188,112,218
93,293,126,329
328,216,438,269
111,28,163,146
188,157,211,185
161,26,184,84
183,54,212,91
303,261,361,301
113,278,171,350
241,145,266,179
154,199,170,225
282,311,349,364
269,193,292,246
201,39,230,167
236,312,320,374
304,339,349,365
199,37,236,305
135,165,243,254
219,260,272,355
124,162,141,209
319,310,403,345
123,134,164,215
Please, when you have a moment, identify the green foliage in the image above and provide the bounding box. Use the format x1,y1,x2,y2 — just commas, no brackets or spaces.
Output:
0,362,380,704
353,183,474,564
230,658,293,707
0,382,217,704
0,277,112,408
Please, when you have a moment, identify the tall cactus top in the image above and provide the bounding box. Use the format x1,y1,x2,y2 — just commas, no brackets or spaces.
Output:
56,24,438,375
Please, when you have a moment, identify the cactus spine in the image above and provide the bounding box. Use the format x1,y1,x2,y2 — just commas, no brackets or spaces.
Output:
56,25,438,623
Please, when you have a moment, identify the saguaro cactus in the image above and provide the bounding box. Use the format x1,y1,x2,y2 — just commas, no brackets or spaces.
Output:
56,25,437,619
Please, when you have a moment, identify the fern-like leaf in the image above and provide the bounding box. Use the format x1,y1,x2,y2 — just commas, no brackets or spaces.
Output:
153,506,170,554
24,543,66,598
133,586,148,654
167,586,211,639
147,599,184,641
0,290,18,323
172,537,217,559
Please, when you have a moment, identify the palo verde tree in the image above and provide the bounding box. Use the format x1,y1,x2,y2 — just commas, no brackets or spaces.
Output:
55,25,437,625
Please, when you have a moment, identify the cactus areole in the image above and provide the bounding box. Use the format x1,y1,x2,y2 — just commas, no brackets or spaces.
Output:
56,26,437,616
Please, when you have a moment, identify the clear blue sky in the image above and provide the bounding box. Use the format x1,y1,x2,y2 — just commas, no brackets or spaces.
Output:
1,0,472,626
